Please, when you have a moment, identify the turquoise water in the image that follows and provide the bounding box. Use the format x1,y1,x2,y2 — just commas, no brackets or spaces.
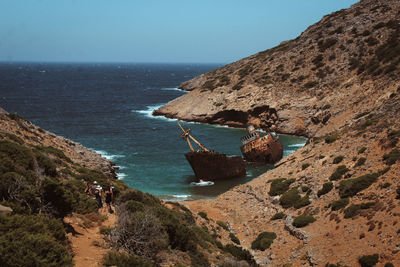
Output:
0,63,306,200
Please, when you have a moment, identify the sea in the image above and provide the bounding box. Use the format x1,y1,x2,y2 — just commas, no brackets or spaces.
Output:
0,62,307,200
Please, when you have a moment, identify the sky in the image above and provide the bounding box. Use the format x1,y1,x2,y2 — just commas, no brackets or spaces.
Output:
0,0,359,64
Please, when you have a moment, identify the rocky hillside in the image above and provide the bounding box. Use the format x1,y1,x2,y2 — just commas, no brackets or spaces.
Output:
155,0,399,138
153,0,400,266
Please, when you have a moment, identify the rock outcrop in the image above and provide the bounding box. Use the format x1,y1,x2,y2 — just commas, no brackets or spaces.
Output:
155,0,399,139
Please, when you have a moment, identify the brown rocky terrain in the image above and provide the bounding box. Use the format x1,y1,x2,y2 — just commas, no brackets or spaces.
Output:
0,108,117,179
153,0,400,266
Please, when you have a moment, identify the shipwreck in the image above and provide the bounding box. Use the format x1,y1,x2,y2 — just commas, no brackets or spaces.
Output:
178,121,246,181
240,125,283,163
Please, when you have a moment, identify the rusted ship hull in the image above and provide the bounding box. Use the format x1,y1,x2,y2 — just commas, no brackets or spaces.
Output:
185,151,246,181
240,134,283,163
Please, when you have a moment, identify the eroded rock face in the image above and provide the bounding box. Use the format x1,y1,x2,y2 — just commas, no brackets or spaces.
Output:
155,0,400,139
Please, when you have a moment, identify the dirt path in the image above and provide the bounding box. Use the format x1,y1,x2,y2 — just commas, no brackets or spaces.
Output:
66,210,117,267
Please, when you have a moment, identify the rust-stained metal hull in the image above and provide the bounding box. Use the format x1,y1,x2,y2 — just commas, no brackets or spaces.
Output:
185,151,246,181
240,134,283,163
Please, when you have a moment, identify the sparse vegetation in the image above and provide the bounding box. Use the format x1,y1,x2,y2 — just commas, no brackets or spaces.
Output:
382,149,400,165
318,37,338,52
330,198,349,211
358,254,379,267
279,188,310,209
338,172,380,198
271,212,286,220
268,178,295,196
330,165,349,181
229,233,240,245
302,163,310,170
198,211,209,220
292,215,316,228
317,182,333,197
358,147,367,154
355,157,366,167
216,221,229,231
333,156,344,164
324,134,339,144
223,244,258,266
102,251,153,267
251,232,277,251
344,202,376,218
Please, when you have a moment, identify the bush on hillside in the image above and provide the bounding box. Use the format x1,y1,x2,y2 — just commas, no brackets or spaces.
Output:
229,233,240,245
223,244,258,266
317,182,333,197
216,221,229,231
338,173,380,198
333,156,344,164
102,251,153,267
324,135,339,144
41,178,73,218
268,178,295,196
344,202,376,219
330,198,349,211
280,188,310,209
251,232,277,251
198,211,209,221
0,213,73,267
382,149,400,165
355,157,366,167
271,212,286,220
292,215,316,228
358,254,379,267
330,165,349,181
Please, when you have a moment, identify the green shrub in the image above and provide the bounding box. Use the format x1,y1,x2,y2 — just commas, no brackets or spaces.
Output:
330,165,349,181
381,182,391,188
344,202,375,219
269,178,295,196
223,244,258,266
35,146,72,163
280,188,301,208
338,173,379,198
0,213,73,267
303,81,318,89
189,250,210,267
384,263,394,267
216,221,229,231
0,140,35,172
271,212,285,220
229,233,240,245
251,232,277,251
355,157,366,167
382,149,400,165
318,37,338,52
35,151,58,177
330,198,349,211
198,211,209,220
325,135,338,144
301,185,310,193
397,186,400,199
317,182,333,197
333,156,344,164
41,178,73,218
358,147,367,154
302,163,310,170
4,133,24,145
102,251,153,267
292,215,316,228
358,254,379,267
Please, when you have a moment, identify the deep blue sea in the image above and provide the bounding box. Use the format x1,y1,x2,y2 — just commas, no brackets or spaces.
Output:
0,62,306,200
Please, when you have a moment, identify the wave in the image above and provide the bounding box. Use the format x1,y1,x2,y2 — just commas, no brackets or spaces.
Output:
172,194,191,198
190,180,214,186
288,143,306,148
93,149,125,160
161,87,187,93
116,172,127,179
132,104,177,122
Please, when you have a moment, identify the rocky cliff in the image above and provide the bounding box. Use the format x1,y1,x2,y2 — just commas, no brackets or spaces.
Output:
155,0,399,138
154,0,400,266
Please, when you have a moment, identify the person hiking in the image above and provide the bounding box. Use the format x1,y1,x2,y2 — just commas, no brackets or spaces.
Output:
93,182,103,211
84,182,92,195
104,186,113,214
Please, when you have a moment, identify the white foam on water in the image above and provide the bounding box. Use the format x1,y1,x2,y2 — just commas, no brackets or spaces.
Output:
288,143,306,148
132,104,177,122
190,180,214,186
172,194,191,198
93,149,125,161
116,172,127,179
161,87,187,93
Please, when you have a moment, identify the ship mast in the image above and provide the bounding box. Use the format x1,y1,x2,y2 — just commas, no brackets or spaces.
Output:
177,121,209,152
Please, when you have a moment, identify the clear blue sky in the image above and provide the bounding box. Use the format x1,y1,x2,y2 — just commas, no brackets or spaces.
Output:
0,0,358,64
